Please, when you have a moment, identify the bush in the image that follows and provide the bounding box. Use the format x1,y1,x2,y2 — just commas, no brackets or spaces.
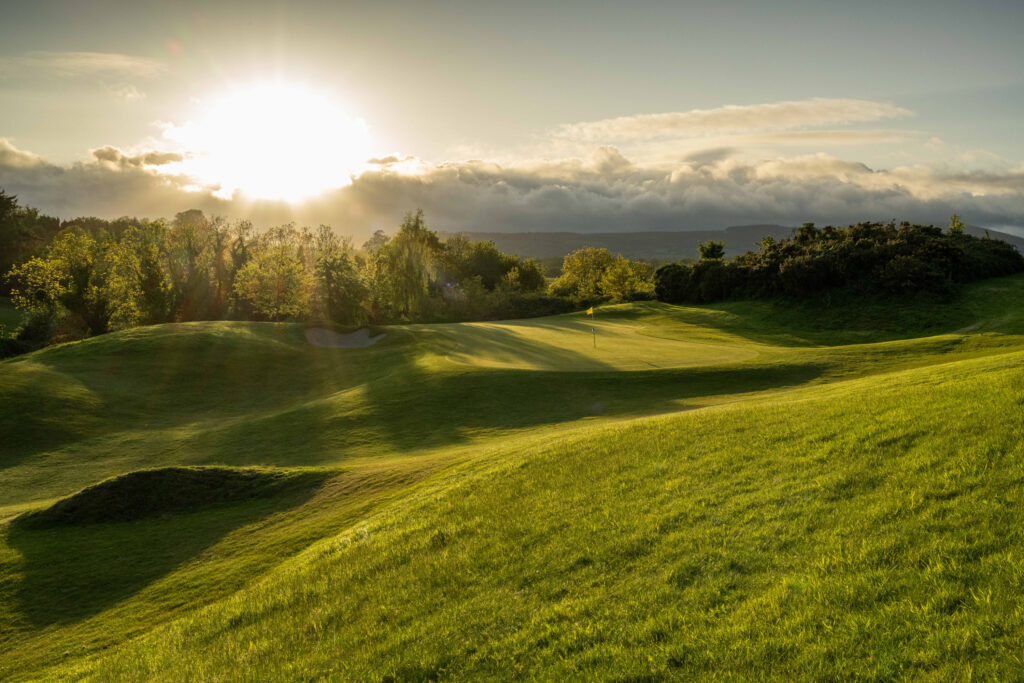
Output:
654,220,1024,304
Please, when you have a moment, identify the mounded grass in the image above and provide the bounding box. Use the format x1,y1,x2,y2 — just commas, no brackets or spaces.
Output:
1,274,1024,679
14,466,331,528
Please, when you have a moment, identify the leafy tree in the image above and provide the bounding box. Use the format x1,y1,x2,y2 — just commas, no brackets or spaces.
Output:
698,240,725,260
655,220,1023,304
794,222,822,244
515,258,547,293
373,210,440,318
314,225,367,325
949,213,966,236
98,234,145,329
0,189,61,293
167,209,218,320
600,256,652,301
362,229,390,254
48,227,108,334
550,247,615,297
7,256,64,316
233,226,310,321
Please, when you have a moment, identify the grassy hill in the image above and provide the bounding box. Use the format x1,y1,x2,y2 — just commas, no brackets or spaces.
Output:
2,275,1024,679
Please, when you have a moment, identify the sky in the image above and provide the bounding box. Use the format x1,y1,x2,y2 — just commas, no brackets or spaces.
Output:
1,0,1023,237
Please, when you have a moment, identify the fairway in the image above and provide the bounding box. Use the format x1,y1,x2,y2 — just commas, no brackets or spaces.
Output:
421,306,760,370
3,274,1024,680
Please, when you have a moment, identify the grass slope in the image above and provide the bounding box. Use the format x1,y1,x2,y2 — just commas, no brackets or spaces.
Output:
1,274,1024,679
62,351,1024,680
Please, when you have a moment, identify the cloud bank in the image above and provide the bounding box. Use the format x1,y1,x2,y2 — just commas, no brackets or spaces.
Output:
1,137,1022,237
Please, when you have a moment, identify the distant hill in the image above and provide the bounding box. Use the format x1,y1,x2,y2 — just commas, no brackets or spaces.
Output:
442,224,1024,262
440,225,793,262
967,226,1024,253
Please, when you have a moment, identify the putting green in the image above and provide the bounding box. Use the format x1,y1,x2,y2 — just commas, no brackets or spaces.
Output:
420,313,759,371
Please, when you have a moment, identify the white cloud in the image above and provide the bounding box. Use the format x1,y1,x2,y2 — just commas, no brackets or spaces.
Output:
0,51,166,79
102,82,147,102
0,51,166,102
555,98,913,143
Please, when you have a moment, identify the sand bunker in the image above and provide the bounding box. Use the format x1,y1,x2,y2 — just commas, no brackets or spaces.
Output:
305,327,387,348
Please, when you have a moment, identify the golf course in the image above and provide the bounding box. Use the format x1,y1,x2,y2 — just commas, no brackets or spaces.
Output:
2,274,1024,679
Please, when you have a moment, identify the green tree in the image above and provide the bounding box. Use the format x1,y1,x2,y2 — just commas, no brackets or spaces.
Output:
600,256,653,301
794,222,821,244
168,209,215,320
0,189,61,293
314,225,367,325
949,213,966,236
374,210,440,318
7,256,64,316
48,227,108,334
233,226,310,321
362,229,390,254
98,233,144,330
550,247,615,297
698,240,725,260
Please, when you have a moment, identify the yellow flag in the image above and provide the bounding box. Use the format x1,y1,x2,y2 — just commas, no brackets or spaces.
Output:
586,307,594,315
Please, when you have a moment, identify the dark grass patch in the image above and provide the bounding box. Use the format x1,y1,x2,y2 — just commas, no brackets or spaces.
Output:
15,466,331,528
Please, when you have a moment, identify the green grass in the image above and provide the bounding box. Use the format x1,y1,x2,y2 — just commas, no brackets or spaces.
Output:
2,274,1024,679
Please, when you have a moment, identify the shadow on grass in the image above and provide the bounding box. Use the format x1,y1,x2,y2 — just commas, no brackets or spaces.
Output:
657,283,1021,347
0,325,409,468
199,357,827,465
4,467,331,628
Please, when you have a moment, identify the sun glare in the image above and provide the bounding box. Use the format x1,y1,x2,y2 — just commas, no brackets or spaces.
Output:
163,84,371,202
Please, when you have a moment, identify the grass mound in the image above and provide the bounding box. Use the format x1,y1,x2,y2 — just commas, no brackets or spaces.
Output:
16,466,329,528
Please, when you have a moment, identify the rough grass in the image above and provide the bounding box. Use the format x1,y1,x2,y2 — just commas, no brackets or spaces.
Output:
1,274,1024,680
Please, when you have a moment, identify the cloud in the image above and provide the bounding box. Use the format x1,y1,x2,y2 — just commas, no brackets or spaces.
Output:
0,139,45,169
684,147,736,165
555,98,913,143
102,82,147,102
92,146,185,169
0,51,166,79
0,51,166,101
2,138,1023,236
743,129,916,146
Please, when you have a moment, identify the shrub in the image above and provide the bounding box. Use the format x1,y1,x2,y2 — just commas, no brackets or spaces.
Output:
654,220,1024,304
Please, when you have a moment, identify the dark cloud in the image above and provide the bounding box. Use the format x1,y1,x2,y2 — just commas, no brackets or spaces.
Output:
92,146,185,169
684,147,736,166
2,138,1023,234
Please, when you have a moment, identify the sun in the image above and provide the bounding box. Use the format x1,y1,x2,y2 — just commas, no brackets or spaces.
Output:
163,83,371,202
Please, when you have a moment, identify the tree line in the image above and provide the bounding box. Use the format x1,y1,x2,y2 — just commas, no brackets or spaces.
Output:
654,217,1024,304
1,191,655,355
